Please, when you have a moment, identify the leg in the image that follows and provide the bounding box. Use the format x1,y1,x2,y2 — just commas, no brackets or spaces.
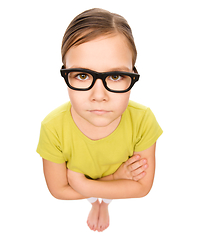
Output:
87,198,100,231
97,199,112,232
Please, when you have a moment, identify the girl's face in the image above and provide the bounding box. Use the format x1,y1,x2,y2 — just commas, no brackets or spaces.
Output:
65,34,133,130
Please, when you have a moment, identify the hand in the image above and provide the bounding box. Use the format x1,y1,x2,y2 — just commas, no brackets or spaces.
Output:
113,155,148,181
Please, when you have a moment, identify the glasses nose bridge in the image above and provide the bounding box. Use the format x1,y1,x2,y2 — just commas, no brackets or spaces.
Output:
90,72,107,91
93,72,106,86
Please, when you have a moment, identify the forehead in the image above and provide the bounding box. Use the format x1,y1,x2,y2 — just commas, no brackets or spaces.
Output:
65,34,133,72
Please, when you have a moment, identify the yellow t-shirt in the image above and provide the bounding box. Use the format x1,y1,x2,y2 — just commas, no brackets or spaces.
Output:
36,101,163,179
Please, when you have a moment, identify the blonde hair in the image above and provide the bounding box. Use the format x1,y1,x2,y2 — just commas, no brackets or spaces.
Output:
61,8,137,71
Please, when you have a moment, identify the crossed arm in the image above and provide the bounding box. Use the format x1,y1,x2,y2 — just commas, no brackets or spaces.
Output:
42,143,156,200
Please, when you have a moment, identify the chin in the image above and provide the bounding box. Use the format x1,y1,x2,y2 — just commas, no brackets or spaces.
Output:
87,117,118,128
89,121,111,128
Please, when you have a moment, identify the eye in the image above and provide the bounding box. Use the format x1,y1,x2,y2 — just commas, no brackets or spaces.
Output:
109,75,122,81
76,73,89,80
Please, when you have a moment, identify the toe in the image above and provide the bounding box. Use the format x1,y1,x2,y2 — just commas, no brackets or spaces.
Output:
87,222,93,230
100,226,104,232
97,226,101,232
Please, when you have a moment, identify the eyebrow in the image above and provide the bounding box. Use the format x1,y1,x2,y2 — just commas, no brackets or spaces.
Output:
68,66,132,72
108,67,132,72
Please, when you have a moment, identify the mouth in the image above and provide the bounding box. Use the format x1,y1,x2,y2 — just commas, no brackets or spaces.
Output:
89,110,111,115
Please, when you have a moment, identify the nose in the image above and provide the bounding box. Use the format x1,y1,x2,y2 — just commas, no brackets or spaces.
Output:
90,78,108,102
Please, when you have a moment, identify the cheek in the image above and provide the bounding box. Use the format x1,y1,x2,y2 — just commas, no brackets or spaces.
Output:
68,89,87,108
112,92,131,111
68,88,80,101
68,89,78,107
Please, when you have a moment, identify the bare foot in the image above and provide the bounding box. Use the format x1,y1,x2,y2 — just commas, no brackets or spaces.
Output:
87,199,100,231
97,200,110,232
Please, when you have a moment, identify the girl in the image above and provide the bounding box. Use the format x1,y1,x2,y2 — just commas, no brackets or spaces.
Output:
37,8,162,232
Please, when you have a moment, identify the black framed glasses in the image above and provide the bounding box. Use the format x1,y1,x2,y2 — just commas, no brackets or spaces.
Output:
60,66,140,93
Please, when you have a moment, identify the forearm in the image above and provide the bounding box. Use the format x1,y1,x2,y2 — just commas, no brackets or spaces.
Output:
54,172,113,200
97,174,114,181
51,184,88,200
74,178,148,199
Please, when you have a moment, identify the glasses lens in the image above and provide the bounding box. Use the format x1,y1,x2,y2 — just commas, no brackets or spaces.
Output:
106,74,132,91
68,71,93,89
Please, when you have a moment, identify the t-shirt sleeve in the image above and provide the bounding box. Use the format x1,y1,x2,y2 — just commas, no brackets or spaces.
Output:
134,108,163,152
36,122,65,164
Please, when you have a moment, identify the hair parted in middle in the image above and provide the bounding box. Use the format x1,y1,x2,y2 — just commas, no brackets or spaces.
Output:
61,8,137,71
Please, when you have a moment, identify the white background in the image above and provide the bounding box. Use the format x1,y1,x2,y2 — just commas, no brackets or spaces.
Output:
1,0,198,239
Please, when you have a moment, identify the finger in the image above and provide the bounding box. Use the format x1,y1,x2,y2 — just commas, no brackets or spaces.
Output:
133,171,146,182
129,159,147,171
131,164,148,177
125,155,141,166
